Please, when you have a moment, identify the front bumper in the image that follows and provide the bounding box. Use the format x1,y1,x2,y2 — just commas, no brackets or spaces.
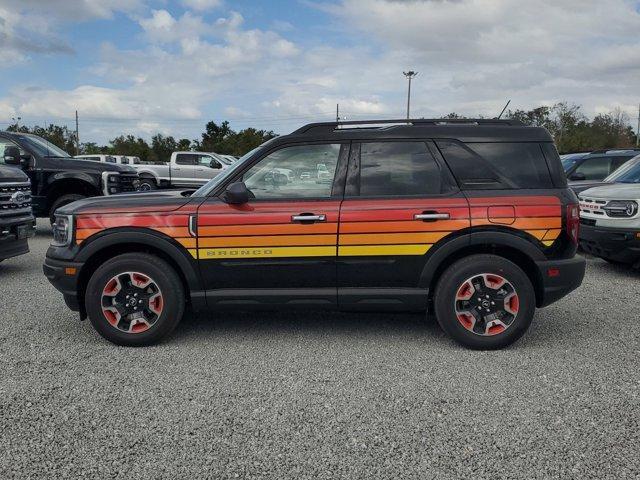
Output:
43,255,84,311
579,224,640,265
534,256,586,307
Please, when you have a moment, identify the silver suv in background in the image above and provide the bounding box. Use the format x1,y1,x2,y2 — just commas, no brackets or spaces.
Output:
579,183,640,267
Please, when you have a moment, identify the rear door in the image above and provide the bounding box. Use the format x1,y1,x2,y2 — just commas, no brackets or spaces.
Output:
337,140,469,309
196,142,349,307
172,153,197,185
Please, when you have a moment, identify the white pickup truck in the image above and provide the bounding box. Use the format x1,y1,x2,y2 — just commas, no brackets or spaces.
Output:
135,151,227,190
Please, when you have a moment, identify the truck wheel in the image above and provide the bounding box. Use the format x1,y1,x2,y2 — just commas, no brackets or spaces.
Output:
138,178,157,191
434,254,535,350
85,253,185,346
49,194,86,223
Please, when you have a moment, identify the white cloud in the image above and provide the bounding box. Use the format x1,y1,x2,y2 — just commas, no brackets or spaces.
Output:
181,0,223,12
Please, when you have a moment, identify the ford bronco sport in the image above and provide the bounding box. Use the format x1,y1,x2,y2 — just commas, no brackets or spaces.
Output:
43,119,585,349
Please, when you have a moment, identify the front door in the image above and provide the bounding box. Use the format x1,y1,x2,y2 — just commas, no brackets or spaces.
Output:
337,140,470,309
195,154,224,181
196,142,349,307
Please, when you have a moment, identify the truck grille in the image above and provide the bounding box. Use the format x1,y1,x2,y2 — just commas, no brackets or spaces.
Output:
119,173,139,193
0,182,32,219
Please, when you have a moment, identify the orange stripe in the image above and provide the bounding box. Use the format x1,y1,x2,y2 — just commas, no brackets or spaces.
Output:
472,217,561,230
339,232,449,245
196,234,336,248
198,223,338,237
543,229,561,240
76,228,104,240
340,219,469,234
177,238,197,248
526,230,548,240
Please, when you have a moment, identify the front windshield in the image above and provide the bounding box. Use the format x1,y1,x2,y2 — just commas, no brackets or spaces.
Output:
604,155,640,183
191,145,266,197
18,134,71,158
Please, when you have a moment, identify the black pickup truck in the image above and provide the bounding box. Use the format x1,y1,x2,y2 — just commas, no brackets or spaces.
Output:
0,164,35,262
0,131,139,221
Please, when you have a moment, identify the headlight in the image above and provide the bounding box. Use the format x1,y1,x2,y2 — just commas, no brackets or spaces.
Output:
51,215,74,247
603,200,638,218
108,174,119,183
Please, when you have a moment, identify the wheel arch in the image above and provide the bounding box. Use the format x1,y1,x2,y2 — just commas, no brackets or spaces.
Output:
420,231,546,307
46,177,101,209
76,229,204,315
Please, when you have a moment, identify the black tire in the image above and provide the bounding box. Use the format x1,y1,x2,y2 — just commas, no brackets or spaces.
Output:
49,194,86,223
434,254,535,350
85,253,185,346
138,177,157,191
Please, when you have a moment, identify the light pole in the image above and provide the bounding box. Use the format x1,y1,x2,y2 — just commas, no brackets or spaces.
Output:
403,71,418,119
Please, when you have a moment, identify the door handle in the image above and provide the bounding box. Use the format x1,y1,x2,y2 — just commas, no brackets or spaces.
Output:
292,214,326,223
414,212,450,221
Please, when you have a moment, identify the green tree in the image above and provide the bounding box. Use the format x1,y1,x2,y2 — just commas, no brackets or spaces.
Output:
151,134,177,163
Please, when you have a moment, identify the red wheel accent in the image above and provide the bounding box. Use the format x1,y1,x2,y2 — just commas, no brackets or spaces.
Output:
100,271,163,335
453,273,518,336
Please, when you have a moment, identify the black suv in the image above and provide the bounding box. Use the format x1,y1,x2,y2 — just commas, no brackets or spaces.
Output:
44,119,585,349
0,132,140,221
0,164,35,262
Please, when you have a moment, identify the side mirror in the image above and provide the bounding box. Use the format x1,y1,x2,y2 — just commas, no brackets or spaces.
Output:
569,172,586,181
3,146,21,166
210,160,220,169
224,182,249,205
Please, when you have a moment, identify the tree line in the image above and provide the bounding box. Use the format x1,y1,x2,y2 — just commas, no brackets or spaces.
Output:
6,121,276,163
447,102,637,153
6,102,638,161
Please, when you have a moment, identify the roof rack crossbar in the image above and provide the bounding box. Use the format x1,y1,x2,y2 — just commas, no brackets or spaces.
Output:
292,118,525,135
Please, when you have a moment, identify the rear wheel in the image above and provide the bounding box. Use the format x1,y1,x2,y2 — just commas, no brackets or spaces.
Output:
49,194,86,223
85,253,185,346
434,254,535,349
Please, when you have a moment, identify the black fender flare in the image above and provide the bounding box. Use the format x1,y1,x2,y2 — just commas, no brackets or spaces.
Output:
47,172,101,190
76,229,203,296
419,231,546,289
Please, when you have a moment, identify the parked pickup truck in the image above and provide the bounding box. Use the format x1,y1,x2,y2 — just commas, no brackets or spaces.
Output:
0,131,140,221
135,151,227,191
0,163,35,262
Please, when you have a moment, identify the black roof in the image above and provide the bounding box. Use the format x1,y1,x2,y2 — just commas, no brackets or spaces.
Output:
285,119,553,143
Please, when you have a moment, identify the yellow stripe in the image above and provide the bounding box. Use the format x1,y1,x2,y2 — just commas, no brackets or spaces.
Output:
188,248,198,259
197,246,335,259
339,244,432,256
542,240,555,247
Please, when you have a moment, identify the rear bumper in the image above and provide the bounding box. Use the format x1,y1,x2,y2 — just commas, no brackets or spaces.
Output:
579,224,640,264
534,255,586,307
43,255,84,311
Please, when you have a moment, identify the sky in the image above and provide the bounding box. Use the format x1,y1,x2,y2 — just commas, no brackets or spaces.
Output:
0,0,639,144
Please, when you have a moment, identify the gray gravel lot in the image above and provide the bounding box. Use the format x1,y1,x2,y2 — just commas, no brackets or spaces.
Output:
1,220,639,479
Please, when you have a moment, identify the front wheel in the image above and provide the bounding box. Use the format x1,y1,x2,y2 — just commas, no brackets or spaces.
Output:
138,178,157,191
434,254,535,349
85,253,185,346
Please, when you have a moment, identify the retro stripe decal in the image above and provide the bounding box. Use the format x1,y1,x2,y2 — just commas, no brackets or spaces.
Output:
73,196,564,254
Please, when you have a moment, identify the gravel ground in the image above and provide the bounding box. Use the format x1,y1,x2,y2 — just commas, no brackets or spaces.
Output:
0,220,639,479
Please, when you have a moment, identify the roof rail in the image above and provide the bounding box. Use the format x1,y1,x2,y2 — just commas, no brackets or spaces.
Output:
292,118,525,135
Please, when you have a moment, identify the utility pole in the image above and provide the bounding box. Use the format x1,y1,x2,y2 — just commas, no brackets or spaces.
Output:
636,103,639,147
75,110,80,155
403,71,418,120
336,103,340,123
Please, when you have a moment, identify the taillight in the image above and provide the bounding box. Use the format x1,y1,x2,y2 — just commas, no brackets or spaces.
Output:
566,203,580,245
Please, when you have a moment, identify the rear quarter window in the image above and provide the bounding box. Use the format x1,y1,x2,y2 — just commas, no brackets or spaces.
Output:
436,141,553,189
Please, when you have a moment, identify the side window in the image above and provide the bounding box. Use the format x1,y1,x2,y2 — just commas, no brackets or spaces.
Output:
0,138,23,164
358,142,442,196
121,158,130,164
198,155,221,169
175,154,195,165
572,157,611,180
243,144,341,199
105,156,116,163
437,141,553,189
